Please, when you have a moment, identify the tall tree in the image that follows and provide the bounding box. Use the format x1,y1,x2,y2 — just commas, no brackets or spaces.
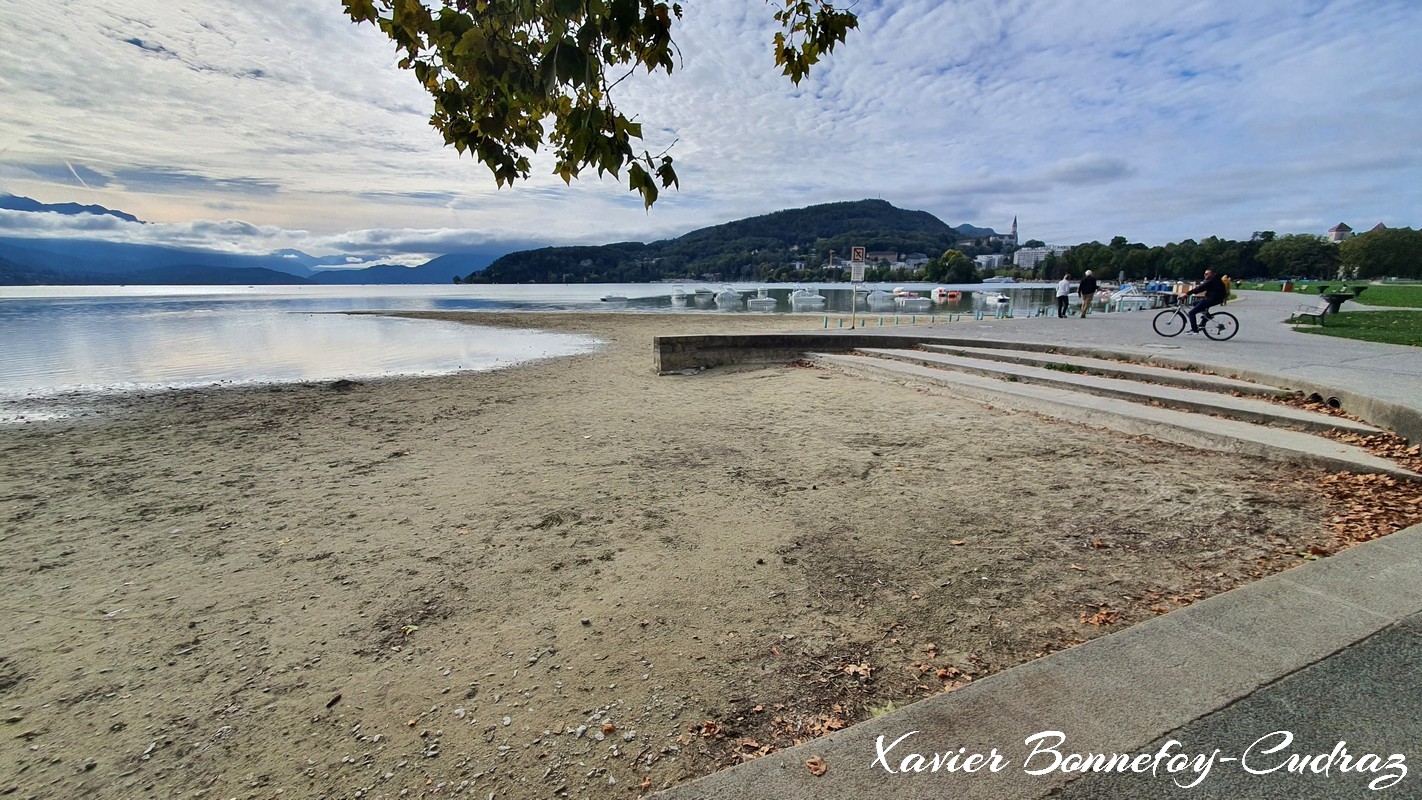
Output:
1256,234,1340,280
343,0,857,207
1340,227,1422,280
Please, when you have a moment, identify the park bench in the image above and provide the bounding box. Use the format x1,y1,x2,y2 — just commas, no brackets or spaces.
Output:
1291,297,1331,326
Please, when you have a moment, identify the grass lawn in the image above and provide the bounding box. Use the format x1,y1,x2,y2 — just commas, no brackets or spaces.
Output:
1353,284,1422,308
1239,282,1422,308
1295,310,1422,347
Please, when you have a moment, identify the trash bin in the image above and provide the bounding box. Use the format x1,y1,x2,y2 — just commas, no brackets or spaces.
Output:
1282,280,1294,292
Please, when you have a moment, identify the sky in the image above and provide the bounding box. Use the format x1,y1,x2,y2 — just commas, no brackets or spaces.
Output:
1,0,1420,266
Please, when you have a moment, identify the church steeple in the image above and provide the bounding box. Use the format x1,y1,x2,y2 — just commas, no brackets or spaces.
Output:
1010,216,1018,248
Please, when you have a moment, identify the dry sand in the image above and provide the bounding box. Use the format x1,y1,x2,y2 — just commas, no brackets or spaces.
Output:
0,311,1337,799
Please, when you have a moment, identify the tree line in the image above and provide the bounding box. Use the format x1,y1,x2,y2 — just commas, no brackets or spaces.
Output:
455,202,1421,285
1033,229,1422,283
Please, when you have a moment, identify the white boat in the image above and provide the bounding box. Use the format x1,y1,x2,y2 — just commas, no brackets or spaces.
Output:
1108,283,1155,311
983,276,1017,284
714,284,743,309
600,293,629,304
789,285,826,310
866,288,897,311
747,287,777,311
692,287,715,307
981,291,1011,304
669,284,688,306
892,290,932,312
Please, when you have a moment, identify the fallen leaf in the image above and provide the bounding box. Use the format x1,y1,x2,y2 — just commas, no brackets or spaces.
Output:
805,756,828,776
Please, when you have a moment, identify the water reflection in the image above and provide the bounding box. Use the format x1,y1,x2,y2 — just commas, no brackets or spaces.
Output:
0,289,601,404
0,283,1061,409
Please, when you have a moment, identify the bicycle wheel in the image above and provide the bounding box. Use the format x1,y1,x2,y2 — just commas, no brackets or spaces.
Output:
1202,311,1238,341
1153,308,1186,337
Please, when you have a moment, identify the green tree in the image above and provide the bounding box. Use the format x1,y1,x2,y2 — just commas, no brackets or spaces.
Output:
343,0,857,207
1340,227,1422,280
1256,234,1340,280
929,249,975,283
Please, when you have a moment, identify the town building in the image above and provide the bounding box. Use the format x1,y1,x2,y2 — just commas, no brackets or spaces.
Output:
1012,245,1072,273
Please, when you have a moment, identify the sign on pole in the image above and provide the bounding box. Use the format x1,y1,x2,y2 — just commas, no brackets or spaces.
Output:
850,246,866,327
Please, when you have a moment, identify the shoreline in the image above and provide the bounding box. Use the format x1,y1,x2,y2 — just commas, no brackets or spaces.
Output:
1,311,1342,799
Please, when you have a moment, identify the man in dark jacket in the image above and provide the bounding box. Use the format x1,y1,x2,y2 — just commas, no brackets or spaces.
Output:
1078,270,1098,317
1185,269,1228,334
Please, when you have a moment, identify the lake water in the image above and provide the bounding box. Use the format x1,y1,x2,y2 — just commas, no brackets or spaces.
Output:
0,282,1054,421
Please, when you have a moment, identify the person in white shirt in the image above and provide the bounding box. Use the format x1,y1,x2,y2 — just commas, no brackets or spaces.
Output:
1055,274,1072,318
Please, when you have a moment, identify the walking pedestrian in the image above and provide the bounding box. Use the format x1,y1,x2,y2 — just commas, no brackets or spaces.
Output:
1078,270,1098,317
1056,274,1071,318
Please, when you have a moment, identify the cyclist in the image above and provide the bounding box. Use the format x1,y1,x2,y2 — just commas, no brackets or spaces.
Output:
1185,269,1228,334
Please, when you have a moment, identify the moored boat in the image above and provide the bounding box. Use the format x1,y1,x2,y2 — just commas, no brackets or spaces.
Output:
789,285,827,310
747,287,777,311
714,284,743,309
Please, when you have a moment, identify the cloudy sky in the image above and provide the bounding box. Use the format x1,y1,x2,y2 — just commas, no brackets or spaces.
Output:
2,0,1419,264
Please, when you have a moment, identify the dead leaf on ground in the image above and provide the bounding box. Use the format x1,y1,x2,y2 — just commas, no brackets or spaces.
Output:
1080,609,1121,626
805,756,828,776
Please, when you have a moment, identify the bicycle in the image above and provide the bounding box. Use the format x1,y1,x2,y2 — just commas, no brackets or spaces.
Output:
1152,303,1238,340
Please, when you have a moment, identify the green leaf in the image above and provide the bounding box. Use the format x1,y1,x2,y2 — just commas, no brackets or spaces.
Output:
347,0,856,207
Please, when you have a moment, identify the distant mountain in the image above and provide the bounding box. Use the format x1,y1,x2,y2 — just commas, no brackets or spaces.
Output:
0,254,93,285
312,249,508,284
472,199,966,283
312,262,464,284
0,236,327,284
121,265,315,285
953,222,1001,238
1,193,143,224
0,195,1002,286
419,251,503,277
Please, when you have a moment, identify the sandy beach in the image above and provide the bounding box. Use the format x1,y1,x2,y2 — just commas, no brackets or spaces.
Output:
0,311,1343,799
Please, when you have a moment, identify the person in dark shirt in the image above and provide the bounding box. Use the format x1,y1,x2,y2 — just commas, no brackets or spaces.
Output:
1078,270,1098,317
1185,269,1228,334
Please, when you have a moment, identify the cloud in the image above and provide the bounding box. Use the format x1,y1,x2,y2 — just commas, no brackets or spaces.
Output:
1044,156,1135,186
0,0,1418,252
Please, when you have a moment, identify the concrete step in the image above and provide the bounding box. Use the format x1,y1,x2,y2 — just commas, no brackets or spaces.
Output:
856,348,1383,437
811,352,1417,479
919,343,1284,397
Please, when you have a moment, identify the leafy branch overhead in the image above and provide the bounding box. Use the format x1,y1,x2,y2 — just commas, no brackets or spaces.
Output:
342,0,857,207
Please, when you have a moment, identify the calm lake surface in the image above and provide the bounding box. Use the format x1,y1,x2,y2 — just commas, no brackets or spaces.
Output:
0,282,1053,420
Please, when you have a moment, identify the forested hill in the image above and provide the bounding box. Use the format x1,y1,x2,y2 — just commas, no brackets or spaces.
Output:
466,200,974,283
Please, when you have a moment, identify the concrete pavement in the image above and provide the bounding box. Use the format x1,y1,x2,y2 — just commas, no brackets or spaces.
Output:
653,291,1422,799
823,289,1422,441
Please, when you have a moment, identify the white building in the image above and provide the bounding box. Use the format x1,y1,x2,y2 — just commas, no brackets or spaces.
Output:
975,254,1007,269
1012,245,1072,273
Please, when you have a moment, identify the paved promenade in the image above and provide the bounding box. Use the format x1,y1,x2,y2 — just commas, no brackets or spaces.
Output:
656,291,1422,799
828,289,1422,439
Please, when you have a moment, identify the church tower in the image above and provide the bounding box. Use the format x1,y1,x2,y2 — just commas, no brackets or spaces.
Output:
1010,216,1018,248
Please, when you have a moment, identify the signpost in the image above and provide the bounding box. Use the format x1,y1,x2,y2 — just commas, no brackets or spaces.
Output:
850,246,866,328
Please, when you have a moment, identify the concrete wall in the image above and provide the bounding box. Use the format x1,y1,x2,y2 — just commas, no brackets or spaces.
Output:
653,333,929,373
652,333,1422,444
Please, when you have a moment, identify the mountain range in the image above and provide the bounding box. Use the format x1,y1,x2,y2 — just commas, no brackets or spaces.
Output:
0,195,999,285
